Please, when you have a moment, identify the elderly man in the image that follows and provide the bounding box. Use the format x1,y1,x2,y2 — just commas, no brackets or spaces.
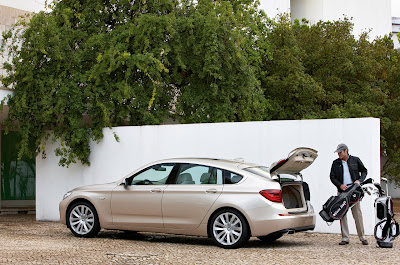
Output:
330,143,368,245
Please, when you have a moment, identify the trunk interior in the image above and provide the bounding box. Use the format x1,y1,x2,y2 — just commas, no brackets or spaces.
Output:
281,183,307,212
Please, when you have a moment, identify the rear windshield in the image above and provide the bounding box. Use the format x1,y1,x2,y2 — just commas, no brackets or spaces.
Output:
244,167,301,182
278,173,301,182
243,167,271,179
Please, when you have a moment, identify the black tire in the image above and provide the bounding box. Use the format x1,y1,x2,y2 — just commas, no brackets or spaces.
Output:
67,201,100,238
209,209,250,249
257,231,284,243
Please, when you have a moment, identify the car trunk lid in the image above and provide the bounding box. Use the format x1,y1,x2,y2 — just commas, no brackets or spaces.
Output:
270,147,318,175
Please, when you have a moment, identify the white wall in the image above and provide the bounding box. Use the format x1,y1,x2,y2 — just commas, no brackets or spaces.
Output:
291,0,392,39
259,0,290,18
37,118,381,235
0,89,12,102
388,181,400,198
0,0,46,13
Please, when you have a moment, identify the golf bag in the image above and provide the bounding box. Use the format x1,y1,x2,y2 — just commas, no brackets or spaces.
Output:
319,179,372,222
373,181,399,248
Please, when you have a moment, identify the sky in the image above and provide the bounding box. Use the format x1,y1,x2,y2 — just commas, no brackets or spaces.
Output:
0,0,399,16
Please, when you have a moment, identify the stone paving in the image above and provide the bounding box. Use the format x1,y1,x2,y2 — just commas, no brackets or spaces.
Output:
0,214,399,264
0,214,400,264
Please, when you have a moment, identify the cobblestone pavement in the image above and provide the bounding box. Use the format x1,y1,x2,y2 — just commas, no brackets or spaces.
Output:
0,214,399,265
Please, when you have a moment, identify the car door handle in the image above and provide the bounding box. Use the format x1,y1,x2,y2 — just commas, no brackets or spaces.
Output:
206,189,217,194
151,189,162,193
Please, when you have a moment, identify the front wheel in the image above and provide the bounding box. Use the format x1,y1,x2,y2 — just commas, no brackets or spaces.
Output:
67,201,100,237
209,209,250,249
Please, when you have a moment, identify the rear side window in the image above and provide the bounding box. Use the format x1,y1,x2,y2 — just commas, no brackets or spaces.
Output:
224,170,243,184
175,164,223,184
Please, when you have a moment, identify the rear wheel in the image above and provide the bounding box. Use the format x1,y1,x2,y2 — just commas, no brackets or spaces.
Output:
67,202,100,237
209,209,250,249
257,231,284,243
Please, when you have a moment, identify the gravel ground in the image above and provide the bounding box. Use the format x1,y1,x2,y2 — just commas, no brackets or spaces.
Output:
1,212,399,265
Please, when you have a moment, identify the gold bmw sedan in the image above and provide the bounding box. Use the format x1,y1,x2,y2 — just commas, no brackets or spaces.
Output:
59,148,317,249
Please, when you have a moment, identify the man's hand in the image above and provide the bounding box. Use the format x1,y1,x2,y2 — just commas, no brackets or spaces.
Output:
340,184,347,191
354,180,360,184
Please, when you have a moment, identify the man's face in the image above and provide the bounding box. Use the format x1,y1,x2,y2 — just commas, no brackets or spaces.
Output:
338,149,348,160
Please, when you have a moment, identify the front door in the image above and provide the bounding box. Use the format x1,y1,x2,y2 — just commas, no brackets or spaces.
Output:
111,163,176,228
1,131,35,209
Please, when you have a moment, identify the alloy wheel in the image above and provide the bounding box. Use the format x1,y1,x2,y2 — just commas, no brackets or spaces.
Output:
69,204,95,235
212,212,243,246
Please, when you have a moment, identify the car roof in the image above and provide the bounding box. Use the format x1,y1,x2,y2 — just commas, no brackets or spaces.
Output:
151,157,263,172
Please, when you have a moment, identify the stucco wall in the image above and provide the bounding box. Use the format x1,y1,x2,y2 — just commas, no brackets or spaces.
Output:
388,181,400,198
36,118,380,235
259,0,290,18
291,0,392,39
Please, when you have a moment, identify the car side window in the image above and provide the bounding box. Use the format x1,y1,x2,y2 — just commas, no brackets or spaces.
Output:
131,163,175,185
175,164,223,185
224,170,243,184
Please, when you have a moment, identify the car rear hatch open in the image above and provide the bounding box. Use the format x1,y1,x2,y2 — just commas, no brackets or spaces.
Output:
270,148,318,213
269,147,318,175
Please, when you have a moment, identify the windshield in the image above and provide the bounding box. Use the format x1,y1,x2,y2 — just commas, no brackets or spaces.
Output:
243,166,271,179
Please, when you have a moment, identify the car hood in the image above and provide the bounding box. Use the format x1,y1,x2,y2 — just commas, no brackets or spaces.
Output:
71,182,118,192
270,147,318,175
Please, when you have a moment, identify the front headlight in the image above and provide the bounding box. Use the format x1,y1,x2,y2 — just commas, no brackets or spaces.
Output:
63,191,72,200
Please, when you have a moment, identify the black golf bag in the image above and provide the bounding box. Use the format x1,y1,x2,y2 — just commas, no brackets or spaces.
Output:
373,181,399,248
319,179,372,222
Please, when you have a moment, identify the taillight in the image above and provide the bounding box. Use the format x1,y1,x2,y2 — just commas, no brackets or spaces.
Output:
259,189,282,203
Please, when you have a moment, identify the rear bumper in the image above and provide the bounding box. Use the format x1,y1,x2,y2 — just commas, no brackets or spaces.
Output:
250,212,316,237
275,225,315,234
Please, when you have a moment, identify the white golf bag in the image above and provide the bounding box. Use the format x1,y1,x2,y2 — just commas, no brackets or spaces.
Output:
365,179,400,248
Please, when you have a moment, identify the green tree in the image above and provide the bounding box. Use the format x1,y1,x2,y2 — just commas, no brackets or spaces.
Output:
265,16,400,184
1,0,270,166
380,36,400,185
294,18,387,119
262,15,324,120
170,0,270,123
1,0,179,166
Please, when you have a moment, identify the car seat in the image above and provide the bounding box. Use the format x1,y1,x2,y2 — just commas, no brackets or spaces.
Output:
177,173,195,184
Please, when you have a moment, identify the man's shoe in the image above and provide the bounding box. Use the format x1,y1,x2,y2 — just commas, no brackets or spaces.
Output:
339,241,349,245
362,240,368,245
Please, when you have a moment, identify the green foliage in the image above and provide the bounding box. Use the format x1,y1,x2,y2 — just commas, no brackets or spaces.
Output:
264,16,400,184
169,0,270,123
2,1,400,184
1,0,177,166
262,15,324,120
1,0,270,166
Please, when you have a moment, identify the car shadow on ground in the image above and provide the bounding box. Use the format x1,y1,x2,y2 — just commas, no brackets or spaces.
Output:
93,230,312,248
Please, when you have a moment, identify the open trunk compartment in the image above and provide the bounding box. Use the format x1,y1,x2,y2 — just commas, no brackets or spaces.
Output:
281,183,307,212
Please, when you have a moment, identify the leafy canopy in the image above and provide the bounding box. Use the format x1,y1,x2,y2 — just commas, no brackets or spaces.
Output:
2,1,400,185
1,0,270,166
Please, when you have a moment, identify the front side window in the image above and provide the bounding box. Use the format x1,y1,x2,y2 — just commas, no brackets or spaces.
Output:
175,164,223,185
131,163,175,185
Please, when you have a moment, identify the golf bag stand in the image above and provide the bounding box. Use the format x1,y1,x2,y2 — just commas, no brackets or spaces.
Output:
374,178,399,248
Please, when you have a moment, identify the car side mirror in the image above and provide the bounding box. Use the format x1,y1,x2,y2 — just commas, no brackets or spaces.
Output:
124,178,130,186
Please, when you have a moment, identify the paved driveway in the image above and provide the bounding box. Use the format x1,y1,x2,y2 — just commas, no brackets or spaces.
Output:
0,214,399,264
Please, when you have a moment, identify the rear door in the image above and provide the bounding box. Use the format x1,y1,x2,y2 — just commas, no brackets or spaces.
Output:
162,164,223,229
